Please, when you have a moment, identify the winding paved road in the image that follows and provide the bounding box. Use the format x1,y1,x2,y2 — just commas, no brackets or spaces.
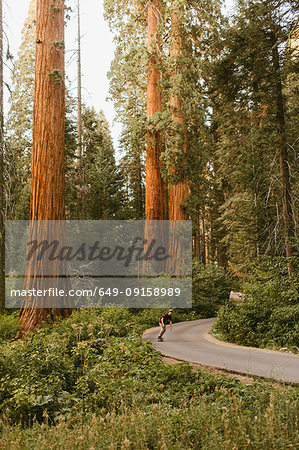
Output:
143,318,299,384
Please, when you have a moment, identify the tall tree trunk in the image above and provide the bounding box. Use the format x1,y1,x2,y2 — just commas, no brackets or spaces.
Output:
20,0,71,331
76,0,82,170
145,0,168,221
169,12,189,222
271,31,295,274
167,11,189,273
144,0,168,275
0,0,4,314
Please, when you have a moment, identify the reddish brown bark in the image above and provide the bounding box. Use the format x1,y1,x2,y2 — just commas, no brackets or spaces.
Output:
169,13,189,223
144,0,168,275
20,0,71,332
145,0,168,221
167,12,189,273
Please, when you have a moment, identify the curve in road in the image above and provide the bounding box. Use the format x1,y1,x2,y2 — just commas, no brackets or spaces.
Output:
143,318,299,384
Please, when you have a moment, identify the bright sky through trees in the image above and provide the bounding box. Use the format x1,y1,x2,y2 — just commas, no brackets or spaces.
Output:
4,0,236,154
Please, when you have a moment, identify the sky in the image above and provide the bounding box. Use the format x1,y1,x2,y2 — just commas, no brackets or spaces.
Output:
4,0,236,155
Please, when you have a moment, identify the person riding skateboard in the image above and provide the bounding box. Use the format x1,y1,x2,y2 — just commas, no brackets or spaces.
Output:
158,309,173,341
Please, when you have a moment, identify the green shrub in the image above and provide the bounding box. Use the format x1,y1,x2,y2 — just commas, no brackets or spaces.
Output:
267,304,299,347
0,313,19,342
0,307,286,426
192,261,235,317
213,257,299,348
0,307,298,450
0,309,222,423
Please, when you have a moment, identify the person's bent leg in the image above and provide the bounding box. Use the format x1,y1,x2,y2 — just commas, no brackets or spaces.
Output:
158,323,164,338
158,323,166,338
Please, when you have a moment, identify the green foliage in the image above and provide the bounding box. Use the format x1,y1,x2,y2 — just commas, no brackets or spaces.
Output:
66,106,127,220
52,40,65,51
0,309,219,423
192,261,236,316
214,257,299,348
208,0,299,265
0,309,298,448
50,1,61,14
105,5,148,219
0,313,19,342
268,305,299,348
5,0,35,220
48,69,63,86
0,389,298,449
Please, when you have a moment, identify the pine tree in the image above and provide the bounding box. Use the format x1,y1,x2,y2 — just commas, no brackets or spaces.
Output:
105,0,224,265
208,0,298,267
119,134,145,219
69,106,125,219
269,5,296,269
108,44,147,220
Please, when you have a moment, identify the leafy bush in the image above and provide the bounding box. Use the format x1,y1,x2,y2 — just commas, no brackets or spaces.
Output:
0,309,222,423
0,308,298,449
192,261,235,317
213,257,299,348
0,312,19,342
267,305,299,347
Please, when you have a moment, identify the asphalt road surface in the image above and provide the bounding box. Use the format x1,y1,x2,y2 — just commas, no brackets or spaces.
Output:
143,318,299,384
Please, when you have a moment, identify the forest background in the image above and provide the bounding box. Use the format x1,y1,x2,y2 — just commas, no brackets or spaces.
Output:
0,0,298,447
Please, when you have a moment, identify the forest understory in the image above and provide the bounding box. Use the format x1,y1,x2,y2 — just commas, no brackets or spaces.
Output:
0,0,298,448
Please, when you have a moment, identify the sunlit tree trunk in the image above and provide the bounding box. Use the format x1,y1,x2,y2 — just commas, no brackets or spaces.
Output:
145,0,168,221
20,0,71,331
169,12,189,222
168,11,189,272
144,0,168,275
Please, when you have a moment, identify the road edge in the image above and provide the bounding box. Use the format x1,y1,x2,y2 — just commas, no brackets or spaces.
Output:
142,319,299,386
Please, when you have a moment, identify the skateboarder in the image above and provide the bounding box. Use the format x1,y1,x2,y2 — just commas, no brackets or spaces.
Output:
158,309,173,341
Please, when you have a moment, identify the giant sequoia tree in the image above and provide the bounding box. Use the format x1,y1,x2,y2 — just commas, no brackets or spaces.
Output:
105,0,297,272
168,5,189,222
20,0,71,331
145,0,168,221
